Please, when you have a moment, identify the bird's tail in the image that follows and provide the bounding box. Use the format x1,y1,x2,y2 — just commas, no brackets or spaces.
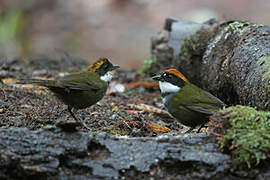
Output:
18,79,60,87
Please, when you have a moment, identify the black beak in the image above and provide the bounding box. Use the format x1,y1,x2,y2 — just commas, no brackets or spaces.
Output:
112,64,120,70
152,74,162,81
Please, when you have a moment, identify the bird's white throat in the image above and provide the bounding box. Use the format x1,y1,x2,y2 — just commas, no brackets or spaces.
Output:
159,81,180,93
101,71,115,82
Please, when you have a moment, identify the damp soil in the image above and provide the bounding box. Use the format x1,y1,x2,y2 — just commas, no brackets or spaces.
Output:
0,58,185,137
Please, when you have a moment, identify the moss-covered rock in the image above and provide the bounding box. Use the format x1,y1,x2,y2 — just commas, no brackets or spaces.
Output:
211,105,270,168
181,28,213,60
223,21,263,37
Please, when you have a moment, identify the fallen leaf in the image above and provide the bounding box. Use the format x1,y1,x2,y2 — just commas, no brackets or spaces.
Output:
112,106,119,112
211,132,224,137
125,110,140,114
1,78,17,84
149,123,171,132
128,82,158,88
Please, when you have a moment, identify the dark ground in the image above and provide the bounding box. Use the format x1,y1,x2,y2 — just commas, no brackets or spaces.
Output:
0,58,185,137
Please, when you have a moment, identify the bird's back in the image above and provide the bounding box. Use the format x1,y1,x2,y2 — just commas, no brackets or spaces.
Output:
21,70,108,109
165,83,225,127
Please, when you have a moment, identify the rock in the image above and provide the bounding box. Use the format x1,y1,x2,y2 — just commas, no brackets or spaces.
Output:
156,43,170,51
0,70,9,78
58,72,70,77
0,126,268,179
10,65,22,72
0,58,18,70
151,30,169,45
168,19,209,56
32,69,48,77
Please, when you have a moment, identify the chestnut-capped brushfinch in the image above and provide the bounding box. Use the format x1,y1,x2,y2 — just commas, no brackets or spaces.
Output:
152,69,225,132
20,58,119,130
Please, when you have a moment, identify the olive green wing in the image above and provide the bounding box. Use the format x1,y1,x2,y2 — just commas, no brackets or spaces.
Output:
58,71,102,91
178,84,226,115
180,104,220,115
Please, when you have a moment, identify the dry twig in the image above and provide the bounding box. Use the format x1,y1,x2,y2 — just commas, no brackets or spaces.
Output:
128,103,173,118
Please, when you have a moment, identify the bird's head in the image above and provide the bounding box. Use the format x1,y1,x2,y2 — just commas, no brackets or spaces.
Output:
88,58,120,82
152,69,189,94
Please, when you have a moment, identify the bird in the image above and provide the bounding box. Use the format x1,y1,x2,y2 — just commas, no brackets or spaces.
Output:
19,57,119,130
152,68,226,133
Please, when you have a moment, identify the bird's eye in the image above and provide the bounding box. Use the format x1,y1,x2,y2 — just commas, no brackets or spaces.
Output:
164,73,172,78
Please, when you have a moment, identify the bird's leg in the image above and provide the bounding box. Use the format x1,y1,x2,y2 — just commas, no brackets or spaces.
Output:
68,106,91,130
68,106,78,121
185,127,194,133
196,123,207,133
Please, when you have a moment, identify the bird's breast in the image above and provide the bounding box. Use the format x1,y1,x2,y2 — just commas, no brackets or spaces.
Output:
161,93,175,106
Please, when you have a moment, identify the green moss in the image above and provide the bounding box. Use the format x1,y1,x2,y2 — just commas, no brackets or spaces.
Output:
204,21,264,61
219,105,270,168
181,38,191,59
224,21,263,37
181,28,212,61
103,125,130,136
140,56,157,77
258,56,270,81
257,56,270,94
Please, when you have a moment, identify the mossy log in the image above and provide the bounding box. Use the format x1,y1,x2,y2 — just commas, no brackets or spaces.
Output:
150,18,270,110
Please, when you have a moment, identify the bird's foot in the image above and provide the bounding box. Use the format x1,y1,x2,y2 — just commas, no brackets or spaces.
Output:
185,127,194,133
77,118,91,131
196,124,207,133
68,107,91,131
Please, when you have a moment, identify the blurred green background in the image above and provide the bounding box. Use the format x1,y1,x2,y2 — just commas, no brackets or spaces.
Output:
0,0,269,68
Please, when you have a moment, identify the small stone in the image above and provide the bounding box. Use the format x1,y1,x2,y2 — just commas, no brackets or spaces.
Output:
32,69,48,77
156,43,169,51
10,65,22,71
20,104,33,109
151,30,169,44
0,108,4,113
158,30,169,42
58,72,70,77
0,70,9,78
138,86,145,93
109,114,117,120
